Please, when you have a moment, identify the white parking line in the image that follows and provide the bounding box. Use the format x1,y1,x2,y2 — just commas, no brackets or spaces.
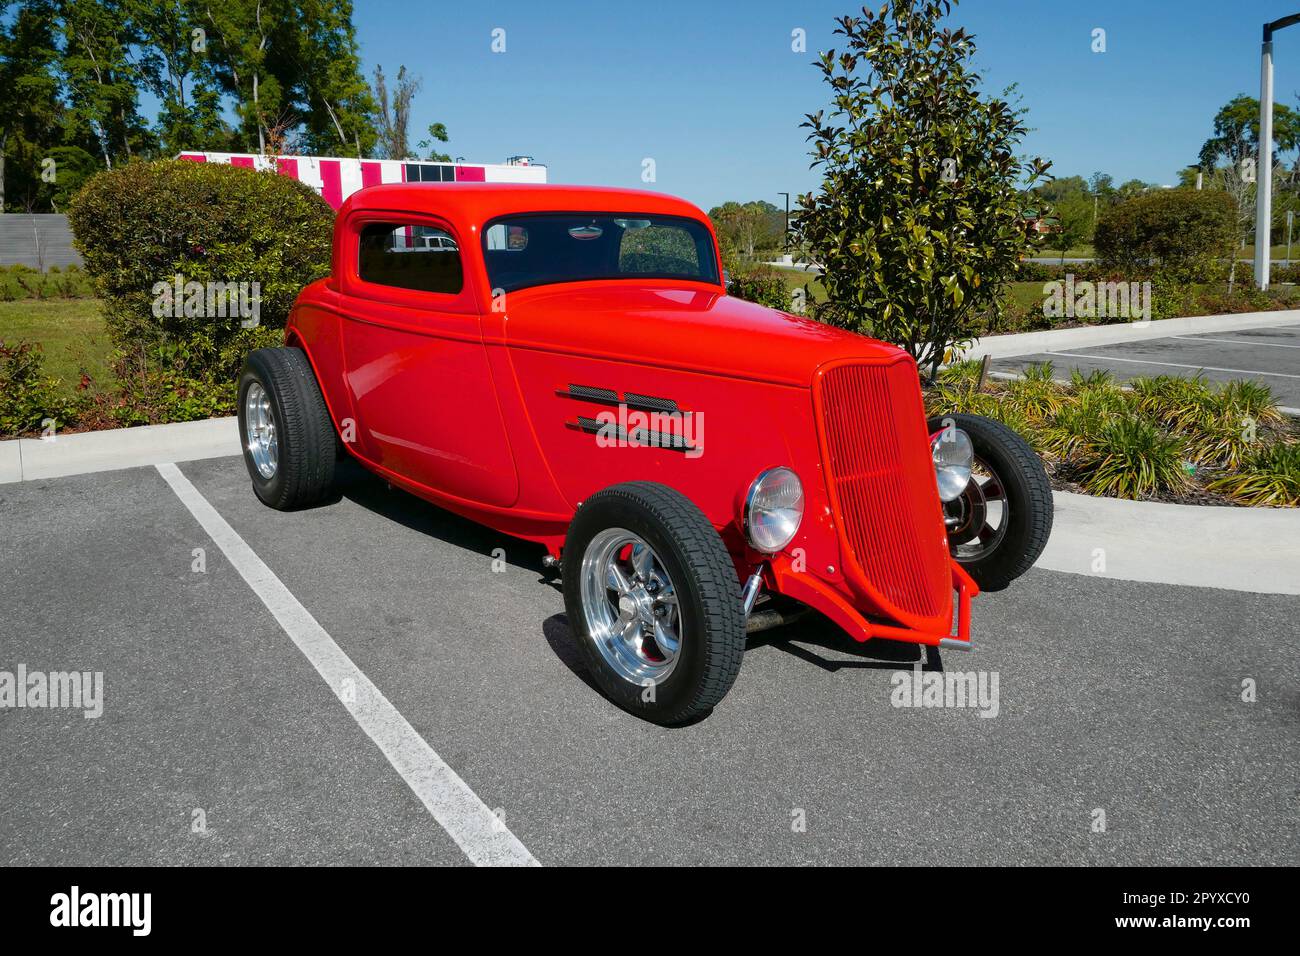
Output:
1043,351,1300,379
1175,335,1300,349
154,462,540,867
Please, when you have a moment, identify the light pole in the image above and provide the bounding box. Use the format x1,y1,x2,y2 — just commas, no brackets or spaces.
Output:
1289,209,1295,267
1256,13,1300,289
777,192,791,260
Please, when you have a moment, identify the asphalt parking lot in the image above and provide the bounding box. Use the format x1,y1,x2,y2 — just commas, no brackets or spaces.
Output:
992,323,1300,410
2,455,1297,866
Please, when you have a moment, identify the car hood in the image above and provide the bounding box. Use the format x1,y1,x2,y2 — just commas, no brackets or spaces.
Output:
498,283,907,387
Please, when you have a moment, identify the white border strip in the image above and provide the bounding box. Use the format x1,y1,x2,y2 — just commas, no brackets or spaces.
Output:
1043,350,1300,380
155,462,539,867
958,310,1300,361
1175,335,1300,349
1,417,239,484
1038,491,1300,595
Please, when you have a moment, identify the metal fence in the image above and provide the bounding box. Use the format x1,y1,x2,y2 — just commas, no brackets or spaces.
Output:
0,214,83,270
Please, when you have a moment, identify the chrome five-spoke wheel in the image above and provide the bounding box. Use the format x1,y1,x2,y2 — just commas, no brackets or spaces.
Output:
928,412,1054,592
944,455,1008,562
579,528,682,685
244,381,278,479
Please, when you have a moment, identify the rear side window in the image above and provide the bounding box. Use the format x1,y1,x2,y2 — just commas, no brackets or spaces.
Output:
357,222,463,294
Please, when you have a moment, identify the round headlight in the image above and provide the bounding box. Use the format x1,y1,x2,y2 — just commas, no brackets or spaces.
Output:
745,467,804,553
932,427,974,502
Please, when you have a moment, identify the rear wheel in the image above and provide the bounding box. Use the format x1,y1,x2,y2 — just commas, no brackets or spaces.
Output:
563,482,744,725
929,413,1053,591
238,347,337,510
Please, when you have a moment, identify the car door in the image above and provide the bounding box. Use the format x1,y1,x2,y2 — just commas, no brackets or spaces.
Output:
337,212,518,507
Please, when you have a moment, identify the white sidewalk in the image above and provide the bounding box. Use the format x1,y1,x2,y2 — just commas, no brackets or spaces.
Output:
0,417,238,483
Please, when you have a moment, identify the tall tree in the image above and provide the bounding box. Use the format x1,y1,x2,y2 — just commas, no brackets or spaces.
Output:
372,64,419,159
709,201,780,261
129,0,229,153
1089,171,1115,199
201,0,374,156
58,0,152,167
795,0,1049,377
1198,94,1300,170
1050,193,1093,263
291,0,376,157
1,0,62,211
201,0,285,153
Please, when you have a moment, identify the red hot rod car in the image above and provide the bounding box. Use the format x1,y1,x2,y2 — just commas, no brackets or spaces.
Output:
238,183,1052,724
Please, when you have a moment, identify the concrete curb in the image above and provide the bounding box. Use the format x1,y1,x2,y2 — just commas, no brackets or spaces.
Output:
958,309,1300,361
1037,491,1300,595
0,417,238,483
3,416,1296,595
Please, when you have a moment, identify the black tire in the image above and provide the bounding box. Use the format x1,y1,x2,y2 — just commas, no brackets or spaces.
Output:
563,482,745,725
238,347,337,510
928,412,1053,592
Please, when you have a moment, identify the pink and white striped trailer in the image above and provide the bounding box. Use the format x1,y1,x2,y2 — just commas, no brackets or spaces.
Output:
176,152,547,209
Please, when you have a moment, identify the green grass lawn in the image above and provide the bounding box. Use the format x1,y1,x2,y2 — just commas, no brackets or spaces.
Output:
1031,245,1095,260
771,269,1049,315
772,269,828,303
0,298,111,396
1265,244,1300,262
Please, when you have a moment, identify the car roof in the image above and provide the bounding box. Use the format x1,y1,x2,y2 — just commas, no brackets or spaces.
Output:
338,183,710,226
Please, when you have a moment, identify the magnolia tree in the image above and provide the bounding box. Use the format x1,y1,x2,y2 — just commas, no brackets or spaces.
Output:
795,0,1051,379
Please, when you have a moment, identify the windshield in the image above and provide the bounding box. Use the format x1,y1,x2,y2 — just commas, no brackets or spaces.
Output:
482,213,719,293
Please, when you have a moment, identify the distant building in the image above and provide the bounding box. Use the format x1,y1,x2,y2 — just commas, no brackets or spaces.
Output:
1021,212,1060,236
177,152,547,209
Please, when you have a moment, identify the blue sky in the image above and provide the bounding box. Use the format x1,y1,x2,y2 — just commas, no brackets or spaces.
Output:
354,0,1299,211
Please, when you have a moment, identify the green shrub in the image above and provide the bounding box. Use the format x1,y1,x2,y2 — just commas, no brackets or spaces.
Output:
1041,383,1133,460
935,359,985,388
1070,414,1191,499
0,264,96,300
1068,367,1115,388
98,324,284,426
1129,374,1214,429
1270,263,1300,284
1004,370,1067,418
926,365,1294,504
1207,442,1300,506
1042,401,1104,460
1094,190,1235,282
1215,379,1285,428
926,383,1046,451
1183,414,1255,469
1012,260,1056,283
67,159,334,384
727,266,794,311
0,340,81,436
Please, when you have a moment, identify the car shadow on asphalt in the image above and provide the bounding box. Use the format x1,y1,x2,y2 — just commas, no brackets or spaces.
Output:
333,459,944,707
747,615,944,673
541,606,942,691
332,458,557,586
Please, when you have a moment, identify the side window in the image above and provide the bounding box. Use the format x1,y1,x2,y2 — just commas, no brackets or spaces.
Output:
618,222,703,276
357,222,463,294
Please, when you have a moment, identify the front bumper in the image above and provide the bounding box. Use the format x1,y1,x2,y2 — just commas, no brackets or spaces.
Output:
766,553,979,650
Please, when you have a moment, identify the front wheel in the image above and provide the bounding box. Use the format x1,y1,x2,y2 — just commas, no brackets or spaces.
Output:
928,413,1053,592
563,482,745,725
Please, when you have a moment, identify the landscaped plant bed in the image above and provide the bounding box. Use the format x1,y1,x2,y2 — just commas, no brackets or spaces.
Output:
925,362,1300,508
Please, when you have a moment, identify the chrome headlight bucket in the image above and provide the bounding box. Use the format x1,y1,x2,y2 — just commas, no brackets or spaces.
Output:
744,467,805,553
931,426,974,502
